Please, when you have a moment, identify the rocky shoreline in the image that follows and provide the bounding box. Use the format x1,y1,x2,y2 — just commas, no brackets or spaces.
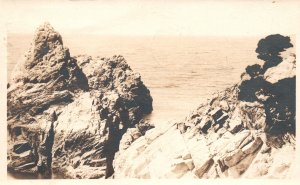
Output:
113,34,296,178
7,23,296,179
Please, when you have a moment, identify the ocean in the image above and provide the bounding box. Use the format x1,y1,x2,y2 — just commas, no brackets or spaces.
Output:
7,34,261,125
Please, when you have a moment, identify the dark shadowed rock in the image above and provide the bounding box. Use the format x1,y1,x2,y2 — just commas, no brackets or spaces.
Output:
245,64,262,78
13,141,32,154
255,34,293,72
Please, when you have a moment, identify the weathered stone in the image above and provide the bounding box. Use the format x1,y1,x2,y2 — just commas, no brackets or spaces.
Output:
228,145,263,178
119,128,143,151
217,159,227,172
177,122,187,133
193,117,202,126
228,117,243,134
242,137,263,154
182,152,192,160
216,113,229,125
223,149,245,167
202,164,218,179
194,158,214,178
215,162,228,178
72,156,81,169
219,100,230,112
216,127,227,137
14,162,36,171
213,123,220,132
133,137,147,153
239,102,266,130
171,160,190,175
10,150,35,168
13,141,32,154
231,130,251,149
198,115,209,129
209,95,219,106
185,159,195,170
260,145,271,154
209,108,223,121
200,119,213,134
88,158,106,167
239,134,254,149
264,54,296,84
144,129,161,144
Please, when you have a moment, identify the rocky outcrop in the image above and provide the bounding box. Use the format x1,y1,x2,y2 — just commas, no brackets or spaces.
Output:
7,23,153,178
7,26,296,179
113,34,296,178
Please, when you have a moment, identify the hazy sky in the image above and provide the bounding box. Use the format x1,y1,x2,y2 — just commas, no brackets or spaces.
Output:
1,0,300,36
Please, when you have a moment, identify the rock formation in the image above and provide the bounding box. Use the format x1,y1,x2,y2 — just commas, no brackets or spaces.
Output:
7,25,296,179
7,23,153,178
113,35,296,178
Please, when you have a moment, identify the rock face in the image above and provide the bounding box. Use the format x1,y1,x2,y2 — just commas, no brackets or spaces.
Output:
7,23,153,178
113,34,296,179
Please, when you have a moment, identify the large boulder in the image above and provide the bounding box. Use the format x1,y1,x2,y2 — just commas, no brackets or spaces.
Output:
7,23,153,178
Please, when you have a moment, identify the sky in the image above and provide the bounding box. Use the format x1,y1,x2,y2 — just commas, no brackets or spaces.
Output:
1,0,300,36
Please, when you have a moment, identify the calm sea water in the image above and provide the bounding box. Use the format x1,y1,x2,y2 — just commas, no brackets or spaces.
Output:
7,34,261,124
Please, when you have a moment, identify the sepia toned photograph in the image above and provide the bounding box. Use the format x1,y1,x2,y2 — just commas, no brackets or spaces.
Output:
1,0,299,181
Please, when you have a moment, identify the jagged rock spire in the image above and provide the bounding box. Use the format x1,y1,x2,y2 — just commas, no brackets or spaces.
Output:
9,22,89,91
25,22,67,69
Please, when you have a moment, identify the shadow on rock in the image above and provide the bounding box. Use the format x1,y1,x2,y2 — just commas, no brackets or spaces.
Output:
255,34,293,72
238,34,295,148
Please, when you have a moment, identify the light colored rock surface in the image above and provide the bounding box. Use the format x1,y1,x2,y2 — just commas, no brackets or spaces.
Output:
113,37,296,178
264,52,296,84
114,84,295,179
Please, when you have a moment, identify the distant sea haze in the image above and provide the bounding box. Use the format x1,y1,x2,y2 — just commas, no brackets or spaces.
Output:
7,34,261,124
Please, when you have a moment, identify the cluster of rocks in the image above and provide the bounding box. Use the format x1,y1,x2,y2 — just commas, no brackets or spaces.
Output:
7,23,153,178
7,23,296,179
113,34,296,178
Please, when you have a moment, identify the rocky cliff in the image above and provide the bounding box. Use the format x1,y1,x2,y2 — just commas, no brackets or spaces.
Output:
7,23,153,178
113,34,296,178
